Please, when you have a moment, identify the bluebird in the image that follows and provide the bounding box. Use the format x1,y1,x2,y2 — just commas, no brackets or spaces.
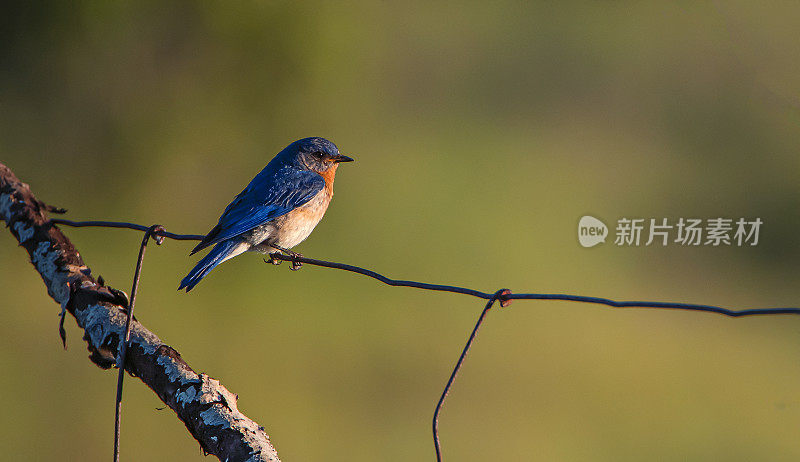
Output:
179,137,353,292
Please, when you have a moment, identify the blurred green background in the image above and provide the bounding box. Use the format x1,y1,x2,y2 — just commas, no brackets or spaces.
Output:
1,1,799,460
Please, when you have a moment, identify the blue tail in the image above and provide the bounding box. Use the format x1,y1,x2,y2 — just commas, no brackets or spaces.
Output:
179,240,243,292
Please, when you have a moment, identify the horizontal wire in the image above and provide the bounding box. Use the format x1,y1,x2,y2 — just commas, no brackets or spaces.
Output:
51,218,800,317
50,219,205,241
506,294,800,317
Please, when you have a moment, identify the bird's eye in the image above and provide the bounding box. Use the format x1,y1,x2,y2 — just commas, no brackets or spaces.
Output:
312,151,324,158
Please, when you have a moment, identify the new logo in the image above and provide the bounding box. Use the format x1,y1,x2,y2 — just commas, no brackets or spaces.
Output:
578,215,608,248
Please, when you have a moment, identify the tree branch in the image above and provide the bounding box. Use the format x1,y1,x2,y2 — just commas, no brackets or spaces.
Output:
0,162,280,462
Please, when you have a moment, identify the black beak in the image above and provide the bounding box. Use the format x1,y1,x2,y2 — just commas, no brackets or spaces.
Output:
331,154,354,163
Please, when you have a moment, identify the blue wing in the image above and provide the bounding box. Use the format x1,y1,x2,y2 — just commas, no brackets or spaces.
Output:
191,166,324,254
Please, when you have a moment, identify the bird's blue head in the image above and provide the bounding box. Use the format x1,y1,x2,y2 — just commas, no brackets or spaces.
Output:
281,137,354,173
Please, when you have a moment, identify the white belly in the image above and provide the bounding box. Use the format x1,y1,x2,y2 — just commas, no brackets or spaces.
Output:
248,189,331,252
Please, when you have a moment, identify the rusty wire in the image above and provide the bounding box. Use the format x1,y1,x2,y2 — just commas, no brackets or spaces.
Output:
50,218,800,462
114,224,165,462
50,219,800,317
432,289,509,462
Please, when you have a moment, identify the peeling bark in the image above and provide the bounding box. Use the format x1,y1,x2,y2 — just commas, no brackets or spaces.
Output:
0,163,280,462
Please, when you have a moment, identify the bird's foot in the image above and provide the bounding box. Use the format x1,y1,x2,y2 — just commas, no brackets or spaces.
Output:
281,250,303,271
265,245,303,270
289,257,303,271
265,250,302,270
265,253,283,265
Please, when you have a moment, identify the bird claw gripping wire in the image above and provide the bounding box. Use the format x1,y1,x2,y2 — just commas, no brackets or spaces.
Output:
289,255,303,271
265,253,283,266
265,249,303,270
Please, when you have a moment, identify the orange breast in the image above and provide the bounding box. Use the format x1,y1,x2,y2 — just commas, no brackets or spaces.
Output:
318,163,338,195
